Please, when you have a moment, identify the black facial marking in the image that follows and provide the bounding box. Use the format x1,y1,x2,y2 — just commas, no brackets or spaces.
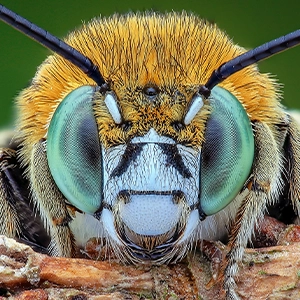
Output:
118,189,182,196
111,143,144,177
93,202,112,219
159,144,192,178
171,121,185,132
121,120,132,132
197,204,207,221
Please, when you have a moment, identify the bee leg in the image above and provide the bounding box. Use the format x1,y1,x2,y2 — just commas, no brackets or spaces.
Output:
223,121,285,299
29,139,76,257
285,116,300,217
0,147,50,252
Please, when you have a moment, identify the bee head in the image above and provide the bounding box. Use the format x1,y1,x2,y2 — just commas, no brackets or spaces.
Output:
1,6,299,262
39,13,256,262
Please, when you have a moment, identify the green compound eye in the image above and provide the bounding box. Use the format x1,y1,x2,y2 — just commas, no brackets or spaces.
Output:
200,86,254,216
47,85,103,214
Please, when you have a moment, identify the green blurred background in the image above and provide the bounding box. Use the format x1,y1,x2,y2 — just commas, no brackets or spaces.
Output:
0,0,299,128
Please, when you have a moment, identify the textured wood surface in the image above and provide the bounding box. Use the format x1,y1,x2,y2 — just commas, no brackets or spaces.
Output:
1,217,300,299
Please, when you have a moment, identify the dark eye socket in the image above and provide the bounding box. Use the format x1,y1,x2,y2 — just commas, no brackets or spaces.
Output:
121,121,132,131
172,121,184,131
143,85,160,98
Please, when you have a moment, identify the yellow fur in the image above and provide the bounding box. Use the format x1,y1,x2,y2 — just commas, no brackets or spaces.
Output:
16,12,282,163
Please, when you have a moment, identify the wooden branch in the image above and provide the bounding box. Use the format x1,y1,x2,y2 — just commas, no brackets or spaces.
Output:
1,217,300,299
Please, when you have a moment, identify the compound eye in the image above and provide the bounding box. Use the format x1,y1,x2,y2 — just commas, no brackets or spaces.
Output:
200,86,254,215
47,85,103,214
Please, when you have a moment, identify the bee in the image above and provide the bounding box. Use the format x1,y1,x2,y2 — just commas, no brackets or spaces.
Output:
0,4,300,299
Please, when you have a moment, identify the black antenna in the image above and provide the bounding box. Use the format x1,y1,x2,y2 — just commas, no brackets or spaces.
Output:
0,5,106,87
200,29,300,98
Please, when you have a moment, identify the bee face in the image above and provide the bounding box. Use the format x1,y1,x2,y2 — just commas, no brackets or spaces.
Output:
14,13,267,262
1,6,300,298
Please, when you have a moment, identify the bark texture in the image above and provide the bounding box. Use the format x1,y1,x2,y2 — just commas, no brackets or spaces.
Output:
1,217,300,300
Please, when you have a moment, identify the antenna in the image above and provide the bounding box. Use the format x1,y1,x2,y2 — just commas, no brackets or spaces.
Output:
1,5,299,94
0,5,106,87
200,29,300,98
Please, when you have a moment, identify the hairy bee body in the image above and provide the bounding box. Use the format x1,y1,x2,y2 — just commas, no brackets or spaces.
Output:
1,10,300,300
